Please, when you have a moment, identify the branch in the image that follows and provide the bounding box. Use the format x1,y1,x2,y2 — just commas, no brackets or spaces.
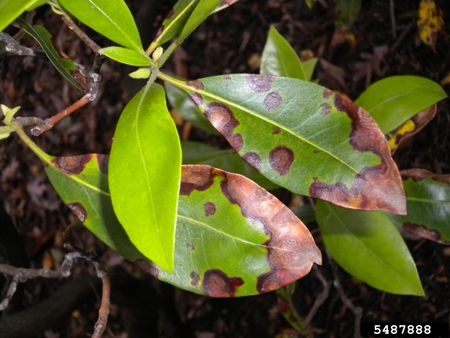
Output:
0,252,111,338
304,266,331,325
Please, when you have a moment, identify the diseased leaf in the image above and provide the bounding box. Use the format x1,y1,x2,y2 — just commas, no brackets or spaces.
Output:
47,157,321,297
153,165,321,296
109,83,181,273
58,0,143,51
0,0,40,32
160,73,406,214
178,0,222,42
18,19,83,91
182,141,277,190
316,201,424,296
387,105,437,153
355,75,447,134
213,0,239,13
100,46,152,67
400,169,450,244
165,82,217,134
261,26,306,80
45,154,143,261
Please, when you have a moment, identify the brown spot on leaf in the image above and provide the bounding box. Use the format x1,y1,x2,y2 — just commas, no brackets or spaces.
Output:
246,74,276,92
54,155,92,175
219,172,321,294
320,103,331,115
67,203,87,223
96,154,109,174
269,146,294,176
273,127,281,135
243,152,263,171
402,223,442,243
186,80,204,90
204,103,244,151
264,92,283,110
180,166,215,196
323,89,333,99
202,269,244,297
190,271,200,286
190,93,203,106
223,74,232,80
230,134,243,151
310,93,406,215
204,202,216,216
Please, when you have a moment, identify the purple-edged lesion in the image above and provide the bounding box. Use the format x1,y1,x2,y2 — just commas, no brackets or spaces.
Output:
243,152,263,171
269,146,294,176
180,166,216,196
246,74,276,93
204,202,216,216
218,170,322,294
53,154,92,175
264,91,283,111
202,269,244,297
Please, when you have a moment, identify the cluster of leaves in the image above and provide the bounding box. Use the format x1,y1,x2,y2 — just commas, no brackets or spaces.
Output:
0,0,448,301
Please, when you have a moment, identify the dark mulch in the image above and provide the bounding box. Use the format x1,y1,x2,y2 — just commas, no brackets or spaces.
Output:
0,1,449,337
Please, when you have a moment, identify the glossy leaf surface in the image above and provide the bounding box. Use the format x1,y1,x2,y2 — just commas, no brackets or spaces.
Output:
18,19,83,91
155,165,321,296
100,46,152,67
178,0,222,42
47,157,321,297
387,105,437,153
182,141,277,190
109,84,181,273
152,0,198,47
58,0,142,51
161,73,406,214
316,201,424,296
165,82,217,134
355,75,447,133
0,0,39,32
261,26,306,80
400,169,450,243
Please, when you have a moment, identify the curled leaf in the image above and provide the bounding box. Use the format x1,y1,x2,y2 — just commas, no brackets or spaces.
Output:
401,169,450,244
387,105,437,153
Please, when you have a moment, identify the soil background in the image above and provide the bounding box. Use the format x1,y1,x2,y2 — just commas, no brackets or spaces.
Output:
0,1,449,337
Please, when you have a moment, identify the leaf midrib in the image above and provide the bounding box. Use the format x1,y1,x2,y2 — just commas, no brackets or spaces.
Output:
163,74,359,175
86,0,141,51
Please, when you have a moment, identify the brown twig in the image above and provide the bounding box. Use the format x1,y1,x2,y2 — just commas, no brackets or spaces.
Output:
0,252,111,338
389,0,397,39
304,266,331,325
61,14,100,54
30,71,101,136
328,255,363,338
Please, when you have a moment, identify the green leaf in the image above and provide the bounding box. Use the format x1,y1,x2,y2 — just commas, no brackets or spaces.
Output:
0,126,13,140
261,26,306,80
178,0,222,42
58,0,143,51
45,154,144,261
129,67,150,79
109,83,181,273
47,158,321,296
316,201,424,296
336,0,361,28
387,105,437,153
400,169,450,244
355,75,448,134
1,104,21,124
151,0,199,48
158,165,321,296
182,141,277,190
100,46,152,67
303,58,318,82
0,0,40,32
165,82,217,134
17,19,83,91
160,73,406,214
150,0,238,50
